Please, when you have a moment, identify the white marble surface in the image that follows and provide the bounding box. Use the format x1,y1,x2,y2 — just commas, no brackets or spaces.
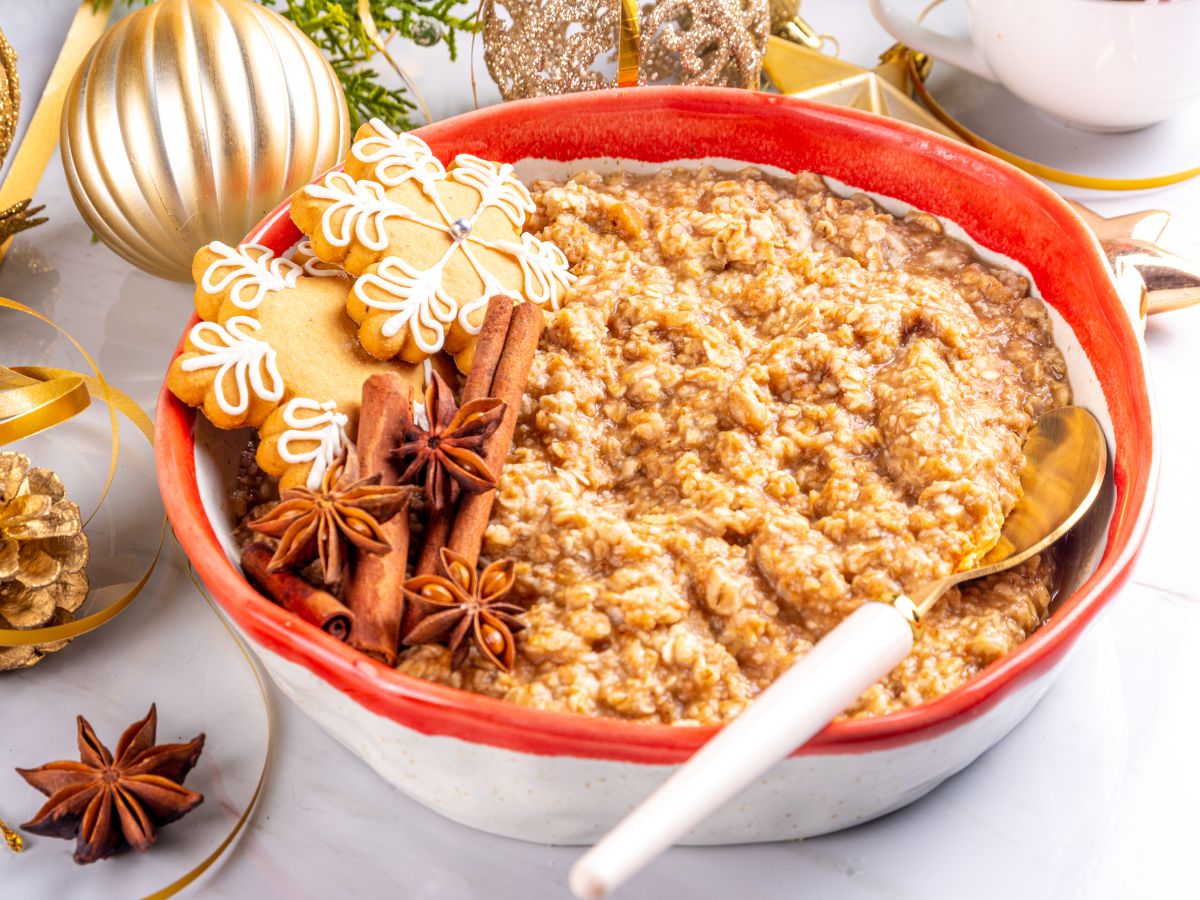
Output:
1,1,1198,897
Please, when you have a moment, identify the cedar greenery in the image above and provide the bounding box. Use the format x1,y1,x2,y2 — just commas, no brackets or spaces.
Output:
108,0,477,131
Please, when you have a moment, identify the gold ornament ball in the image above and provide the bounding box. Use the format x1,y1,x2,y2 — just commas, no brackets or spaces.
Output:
60,0,350,282
0,28,20,164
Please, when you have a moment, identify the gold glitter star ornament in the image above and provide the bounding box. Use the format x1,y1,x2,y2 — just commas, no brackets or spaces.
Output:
483,0,770,101
762,35,959,141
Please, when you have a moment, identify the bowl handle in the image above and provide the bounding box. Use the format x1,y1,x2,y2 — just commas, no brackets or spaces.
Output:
1070,201,1200,320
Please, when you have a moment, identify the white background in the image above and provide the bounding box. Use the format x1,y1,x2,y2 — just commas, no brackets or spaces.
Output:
1,1,1199,897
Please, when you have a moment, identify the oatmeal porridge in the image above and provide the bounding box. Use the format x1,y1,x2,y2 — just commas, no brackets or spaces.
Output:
395,166,1071,724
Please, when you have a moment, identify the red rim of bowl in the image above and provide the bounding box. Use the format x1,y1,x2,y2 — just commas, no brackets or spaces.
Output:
156,87,1156,765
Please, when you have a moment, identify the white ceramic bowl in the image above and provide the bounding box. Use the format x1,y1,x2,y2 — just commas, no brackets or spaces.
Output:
157,89,1156,844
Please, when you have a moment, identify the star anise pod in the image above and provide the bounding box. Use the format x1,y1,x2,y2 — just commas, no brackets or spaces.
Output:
249,445,412,585
16,705,204,865
402,548,525,671
393,372,505,512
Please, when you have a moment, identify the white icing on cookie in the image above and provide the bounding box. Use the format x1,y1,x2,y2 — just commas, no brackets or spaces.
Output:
289,239,345,278
353,118,446,197
305,172,444,252
448,155,535,229
497,232,573,312
451,243,507,336
354,256,458,350
180,317,284,416
276,398,350,490
201,242,302,311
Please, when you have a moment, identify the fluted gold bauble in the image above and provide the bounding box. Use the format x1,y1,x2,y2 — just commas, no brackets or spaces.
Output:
60,0,350,282
0,452,89,672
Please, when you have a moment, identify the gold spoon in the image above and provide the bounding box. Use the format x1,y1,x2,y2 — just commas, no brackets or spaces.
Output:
894,405,1108,625
570,405,1108,899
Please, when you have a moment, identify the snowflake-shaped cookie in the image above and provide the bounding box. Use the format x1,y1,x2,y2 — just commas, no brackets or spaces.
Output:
169,242,426,490
291,119,573,373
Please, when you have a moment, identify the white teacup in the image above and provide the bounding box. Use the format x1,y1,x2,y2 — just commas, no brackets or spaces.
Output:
868,0,1200,131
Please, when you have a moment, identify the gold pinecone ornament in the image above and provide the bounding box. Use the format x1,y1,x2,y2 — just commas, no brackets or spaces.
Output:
0,452,89,671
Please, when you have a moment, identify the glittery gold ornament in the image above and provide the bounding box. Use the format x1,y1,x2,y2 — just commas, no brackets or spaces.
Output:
0,29,18,164
0,28,46,246
483,0,769,101
0,452,89,672
60,0,351,282
768,0,799,32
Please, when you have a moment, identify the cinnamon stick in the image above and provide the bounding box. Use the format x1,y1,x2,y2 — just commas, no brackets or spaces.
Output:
345,373,413,664
243,542,355,641
416,295,515,576
447,301,544,568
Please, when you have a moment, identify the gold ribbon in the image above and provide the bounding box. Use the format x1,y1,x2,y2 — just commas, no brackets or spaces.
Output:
617,0,642,88
0,3,269,885
0,1,111,264
146,546,273,900
0,298,270,897
0,816,21,852
0,296,147,653
0,365,90,445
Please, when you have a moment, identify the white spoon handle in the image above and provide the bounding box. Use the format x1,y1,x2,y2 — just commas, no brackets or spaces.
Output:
569,602,914,899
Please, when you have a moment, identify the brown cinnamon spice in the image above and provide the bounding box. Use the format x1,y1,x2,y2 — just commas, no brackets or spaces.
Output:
243,542,354,641
447,301,544,568
416,295,515,577
345,373,413,664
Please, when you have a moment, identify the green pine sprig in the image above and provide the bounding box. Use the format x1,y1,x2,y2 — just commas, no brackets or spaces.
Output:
108,0,478,131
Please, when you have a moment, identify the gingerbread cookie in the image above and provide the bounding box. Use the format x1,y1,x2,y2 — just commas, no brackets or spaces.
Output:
289,238,347,279
191,241,302,322
291,120,572,373
169,241,427,490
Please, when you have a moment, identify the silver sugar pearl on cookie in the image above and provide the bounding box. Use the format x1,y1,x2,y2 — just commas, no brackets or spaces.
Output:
449,217,472,241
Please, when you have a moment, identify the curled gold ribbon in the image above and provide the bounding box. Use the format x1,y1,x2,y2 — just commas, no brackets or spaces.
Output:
0,296,152,649
141,547,273,900
0,365,90,445
1,296,272,896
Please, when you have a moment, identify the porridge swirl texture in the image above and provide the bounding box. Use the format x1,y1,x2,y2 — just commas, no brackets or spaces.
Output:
395,167,1071,724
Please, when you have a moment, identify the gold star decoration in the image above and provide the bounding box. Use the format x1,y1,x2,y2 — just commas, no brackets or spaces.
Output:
762,31,960,141
1067,203,1200,319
